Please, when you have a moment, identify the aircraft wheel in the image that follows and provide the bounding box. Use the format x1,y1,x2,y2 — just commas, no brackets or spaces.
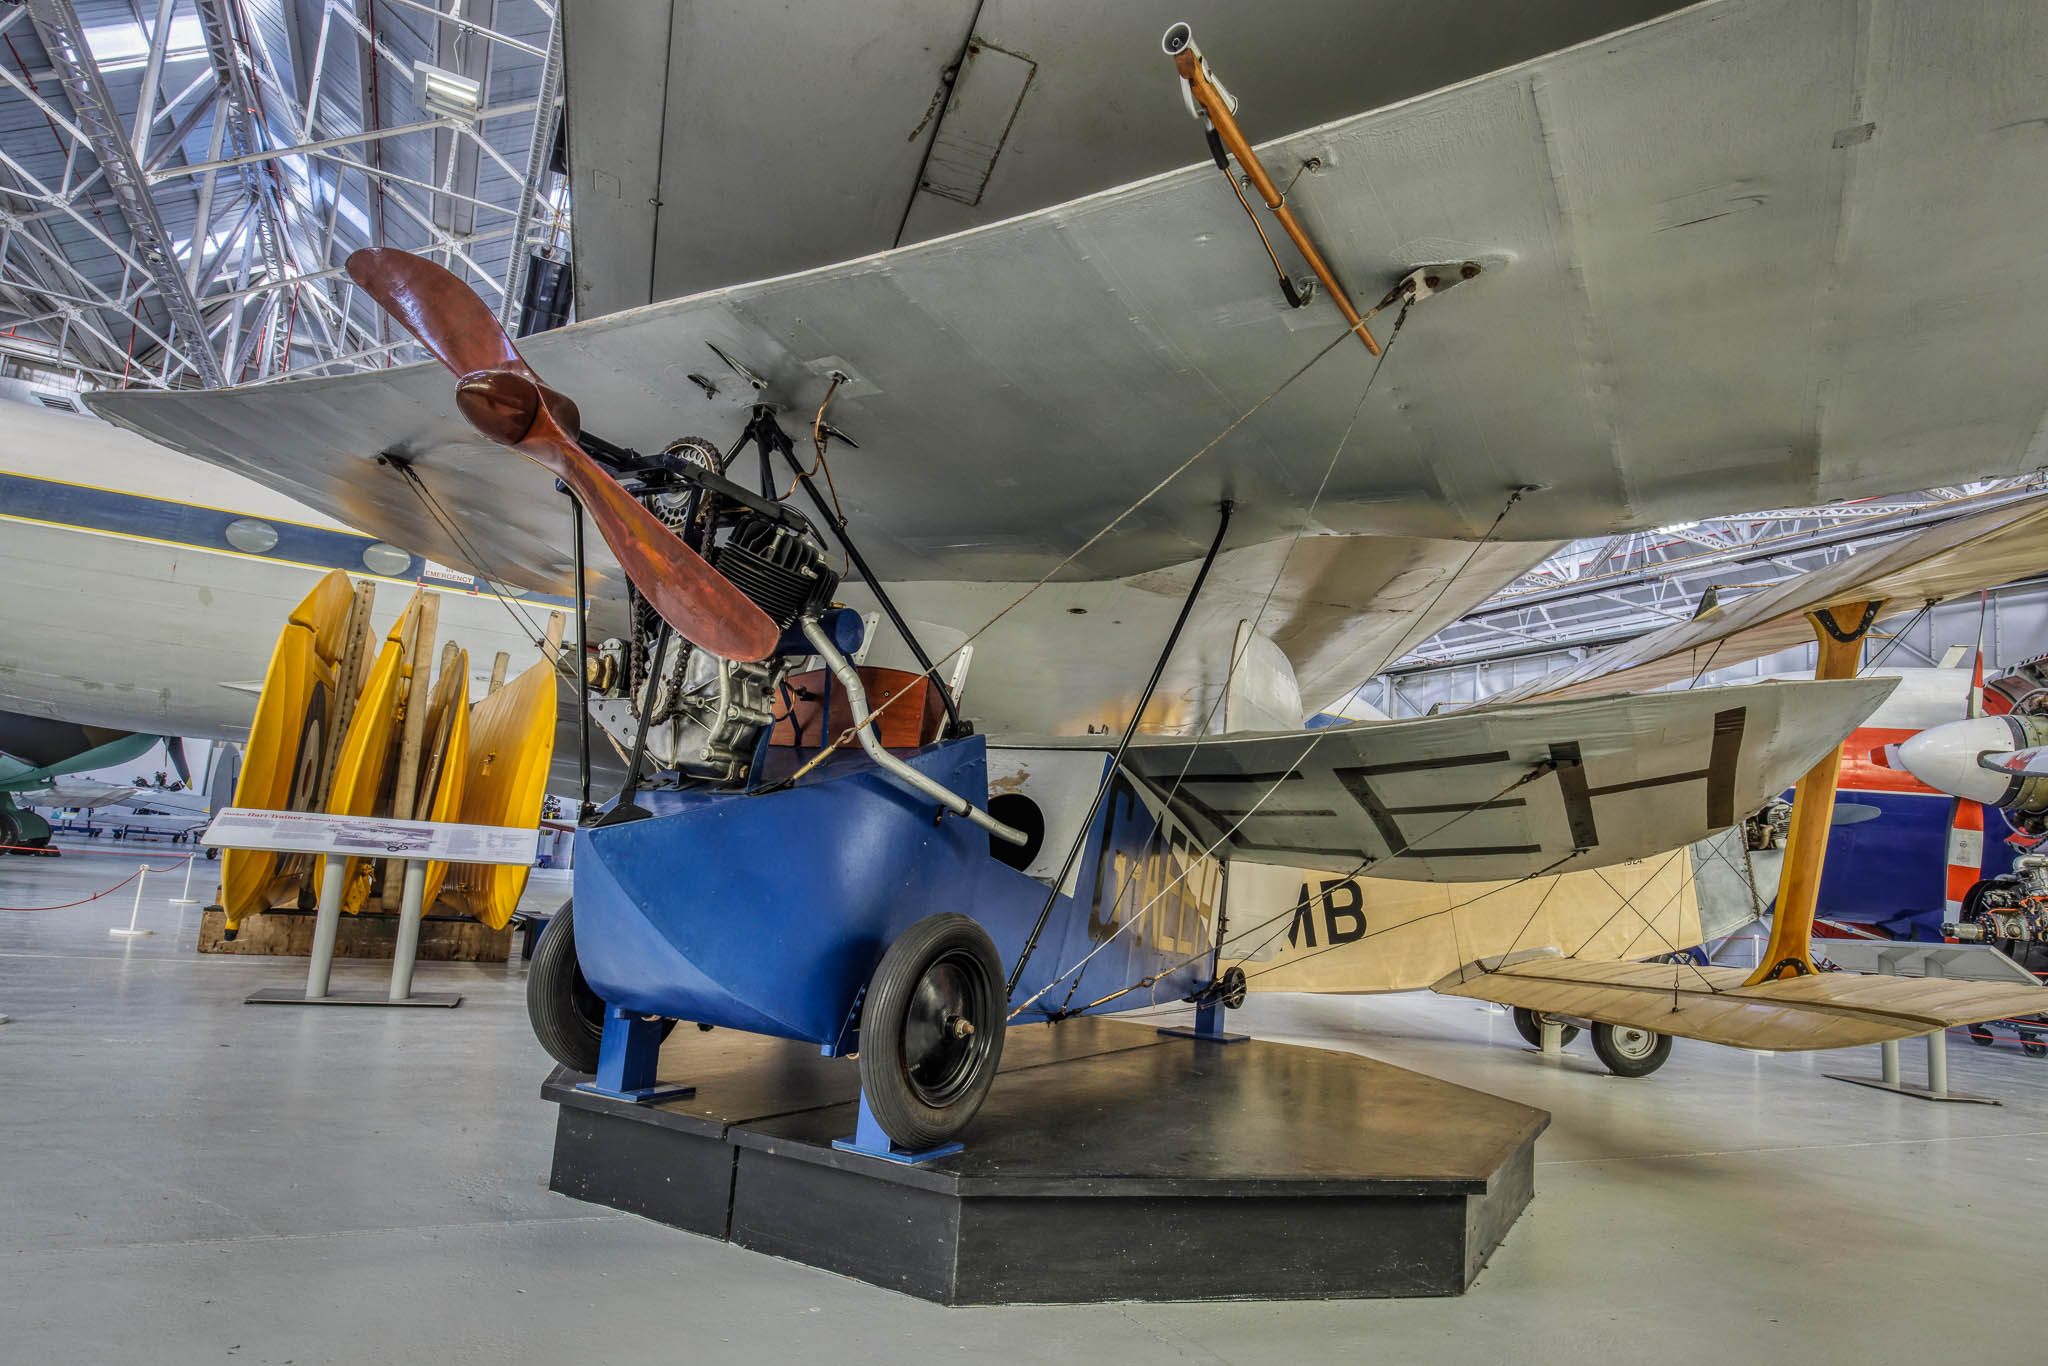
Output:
1512,1006,1580,1049
1592,1022,1672,1077
526,898,675,1072
1217,965,1247,1010
1969,1021,2000,1047
2021,1032,2047,1059
857,913,1007,1151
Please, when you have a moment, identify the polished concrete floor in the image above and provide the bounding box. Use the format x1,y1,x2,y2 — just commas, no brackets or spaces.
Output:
4,840,2045,1364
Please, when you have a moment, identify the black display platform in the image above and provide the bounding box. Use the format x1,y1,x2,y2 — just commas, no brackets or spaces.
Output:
542,1018,1548,1304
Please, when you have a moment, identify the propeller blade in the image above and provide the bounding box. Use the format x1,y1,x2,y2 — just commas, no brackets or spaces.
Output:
162,736,191,788
455,370,778,662
345,248,528,378
345,249,779,663
1944,793,1987,925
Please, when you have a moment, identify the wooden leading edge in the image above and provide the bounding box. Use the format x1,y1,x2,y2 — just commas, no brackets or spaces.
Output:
1436,956,2048,1052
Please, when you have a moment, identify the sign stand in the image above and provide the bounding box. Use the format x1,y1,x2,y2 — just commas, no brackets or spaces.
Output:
201,807,539,1010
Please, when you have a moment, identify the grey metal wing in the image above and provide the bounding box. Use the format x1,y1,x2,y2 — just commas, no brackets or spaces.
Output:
1121,678,1895,882
91,0,2048,601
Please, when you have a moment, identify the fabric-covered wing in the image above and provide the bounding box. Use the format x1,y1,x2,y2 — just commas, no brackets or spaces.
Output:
1121,678,1894,882
1434,955,2048,1050
1487,493,2048,707
91,0,2048,597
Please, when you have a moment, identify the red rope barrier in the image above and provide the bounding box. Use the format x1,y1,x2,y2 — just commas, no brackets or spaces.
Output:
0,867,149,912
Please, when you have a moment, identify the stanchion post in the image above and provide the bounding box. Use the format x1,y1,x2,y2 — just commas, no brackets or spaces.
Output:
388,859,428,1002
170,851,199,907
110,865,154,938
305,853,347,1000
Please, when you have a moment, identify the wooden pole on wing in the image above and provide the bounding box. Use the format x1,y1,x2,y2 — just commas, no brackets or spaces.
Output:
1743,598,1885,985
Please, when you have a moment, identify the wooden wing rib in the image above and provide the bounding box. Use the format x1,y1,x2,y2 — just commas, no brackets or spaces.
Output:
1433,957,2048,1051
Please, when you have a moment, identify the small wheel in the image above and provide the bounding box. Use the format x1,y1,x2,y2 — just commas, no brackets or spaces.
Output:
857,913,1007,1151
1218,964,1247,1010
1969,1021,2000,1047
526,898,675,1072
2022,1035,2047,1060
1592,1022,1672,1077
1512,1006,1580,1049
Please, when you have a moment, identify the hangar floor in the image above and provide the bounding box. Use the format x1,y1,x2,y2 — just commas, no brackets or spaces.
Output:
2,844,2042,1364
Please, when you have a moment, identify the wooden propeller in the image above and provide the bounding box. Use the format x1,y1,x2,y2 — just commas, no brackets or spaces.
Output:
345,248,778,663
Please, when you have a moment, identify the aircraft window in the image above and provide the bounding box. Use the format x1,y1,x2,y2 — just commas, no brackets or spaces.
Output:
224,518,279,554
362,542,413,575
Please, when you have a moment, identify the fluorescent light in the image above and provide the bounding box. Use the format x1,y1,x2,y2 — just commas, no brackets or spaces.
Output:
413,62,482,122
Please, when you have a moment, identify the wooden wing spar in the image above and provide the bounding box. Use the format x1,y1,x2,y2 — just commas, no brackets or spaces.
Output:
1434,954,2048,1052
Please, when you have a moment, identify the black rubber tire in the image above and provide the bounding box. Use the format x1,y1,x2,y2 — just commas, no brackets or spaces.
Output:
1592,1022,1673,1077
857,913,1007,1151
1512,1006,1580,1049
1219,964,1248,1011
526,898,675,1073
2022,1035,2047,1060
1969,1021,2000,1047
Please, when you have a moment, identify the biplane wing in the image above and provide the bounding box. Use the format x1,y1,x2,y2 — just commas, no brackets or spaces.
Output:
1433,954,2048,1051
1119,677,1893,882
1483,492,2048,707
90,0,2048,650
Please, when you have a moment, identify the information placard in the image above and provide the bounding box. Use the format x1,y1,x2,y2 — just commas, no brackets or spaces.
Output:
200,807,540,865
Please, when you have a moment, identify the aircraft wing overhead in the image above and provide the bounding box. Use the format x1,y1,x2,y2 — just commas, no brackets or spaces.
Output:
1121,677,1894,882
90,0,2048,601
1434,955,2048,1051
1483,492,2048,707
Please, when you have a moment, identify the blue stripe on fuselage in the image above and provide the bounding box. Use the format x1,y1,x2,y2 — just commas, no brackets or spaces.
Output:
0,471,572,607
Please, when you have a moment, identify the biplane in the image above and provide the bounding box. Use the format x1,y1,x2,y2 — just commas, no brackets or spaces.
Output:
93,3,2048,1151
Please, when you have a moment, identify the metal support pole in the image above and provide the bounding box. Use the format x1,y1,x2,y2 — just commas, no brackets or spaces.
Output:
566,489,594,820
1541,1019,1565,1056
305,852,346,999
1880,1038,1901,1087
110,864,154,937
388,859,428,1001
1927,1029,1949,1097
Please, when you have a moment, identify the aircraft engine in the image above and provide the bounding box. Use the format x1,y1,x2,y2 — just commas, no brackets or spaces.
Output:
1882,712,2048,836
587,440,842,784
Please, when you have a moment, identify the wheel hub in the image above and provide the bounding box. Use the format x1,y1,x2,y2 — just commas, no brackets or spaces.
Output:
1610,1026,1656,1059
902,953,992,1106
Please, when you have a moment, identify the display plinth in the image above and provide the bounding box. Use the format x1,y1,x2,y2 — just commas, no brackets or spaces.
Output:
542,1017,1547,1303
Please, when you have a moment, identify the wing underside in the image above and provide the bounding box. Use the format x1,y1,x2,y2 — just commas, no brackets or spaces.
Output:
1434,956,2048,1050
1123,677,1894,882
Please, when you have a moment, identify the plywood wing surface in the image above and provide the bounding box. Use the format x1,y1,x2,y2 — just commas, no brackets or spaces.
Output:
90,1,2048,597
1434,957,2048,1050
1121,677,1893,882
1491,494,2048,706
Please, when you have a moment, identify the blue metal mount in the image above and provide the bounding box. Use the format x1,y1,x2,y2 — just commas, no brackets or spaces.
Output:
574,1006,696,1103
831,1092,963,1165
1158,996,1251,1045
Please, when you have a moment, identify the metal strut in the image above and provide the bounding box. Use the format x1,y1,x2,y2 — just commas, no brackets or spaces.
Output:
745,407,966,738
565,488,596,822
1006,500,1235,996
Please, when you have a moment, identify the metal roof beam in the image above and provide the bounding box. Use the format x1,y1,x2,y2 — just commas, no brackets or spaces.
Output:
23,0,226,386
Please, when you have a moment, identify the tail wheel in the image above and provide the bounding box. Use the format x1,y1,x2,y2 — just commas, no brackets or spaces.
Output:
1512,1006,1580,1049
857,913,1007,1151
1218,964,1247,1011
526,898,675,1072
1592,1022,1672,1077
